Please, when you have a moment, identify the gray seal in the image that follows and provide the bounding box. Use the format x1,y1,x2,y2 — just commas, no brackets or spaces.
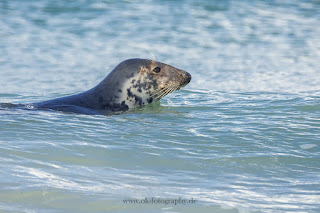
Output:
34,58,191,114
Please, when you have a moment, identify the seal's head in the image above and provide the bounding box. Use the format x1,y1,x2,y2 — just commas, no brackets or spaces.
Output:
100,58,191,110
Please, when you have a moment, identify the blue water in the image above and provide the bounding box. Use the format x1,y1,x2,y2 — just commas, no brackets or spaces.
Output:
1,0,320,212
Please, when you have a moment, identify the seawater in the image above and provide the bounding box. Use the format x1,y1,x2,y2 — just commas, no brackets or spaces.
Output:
1,0,320,212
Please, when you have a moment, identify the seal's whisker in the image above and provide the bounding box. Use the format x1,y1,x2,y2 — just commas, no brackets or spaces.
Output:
162,86,176,98
165,85,178,98
173,85,180,93
151,89,166,100
157,86,172,100
146,49,156,61
152,86,174,100
171,85,178,93
155,87,170,100
151,88,166,98
165,86,175,96
153,91,163,100
170,85,178,94
159,88,170,99
152,84,180,101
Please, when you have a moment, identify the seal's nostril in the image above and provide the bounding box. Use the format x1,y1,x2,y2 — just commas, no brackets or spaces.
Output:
185,72,192,84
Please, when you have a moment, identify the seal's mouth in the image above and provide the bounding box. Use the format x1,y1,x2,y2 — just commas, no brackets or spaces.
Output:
152,85,181,101
152,71,191,101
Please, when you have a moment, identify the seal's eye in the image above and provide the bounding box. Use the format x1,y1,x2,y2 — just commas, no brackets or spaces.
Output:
153,67,161,73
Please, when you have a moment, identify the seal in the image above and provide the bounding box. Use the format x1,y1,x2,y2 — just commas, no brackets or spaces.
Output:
34,58,191,114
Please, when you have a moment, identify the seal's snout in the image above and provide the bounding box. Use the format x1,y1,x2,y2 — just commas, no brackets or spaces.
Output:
185,72,192,84
181,71,191,87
